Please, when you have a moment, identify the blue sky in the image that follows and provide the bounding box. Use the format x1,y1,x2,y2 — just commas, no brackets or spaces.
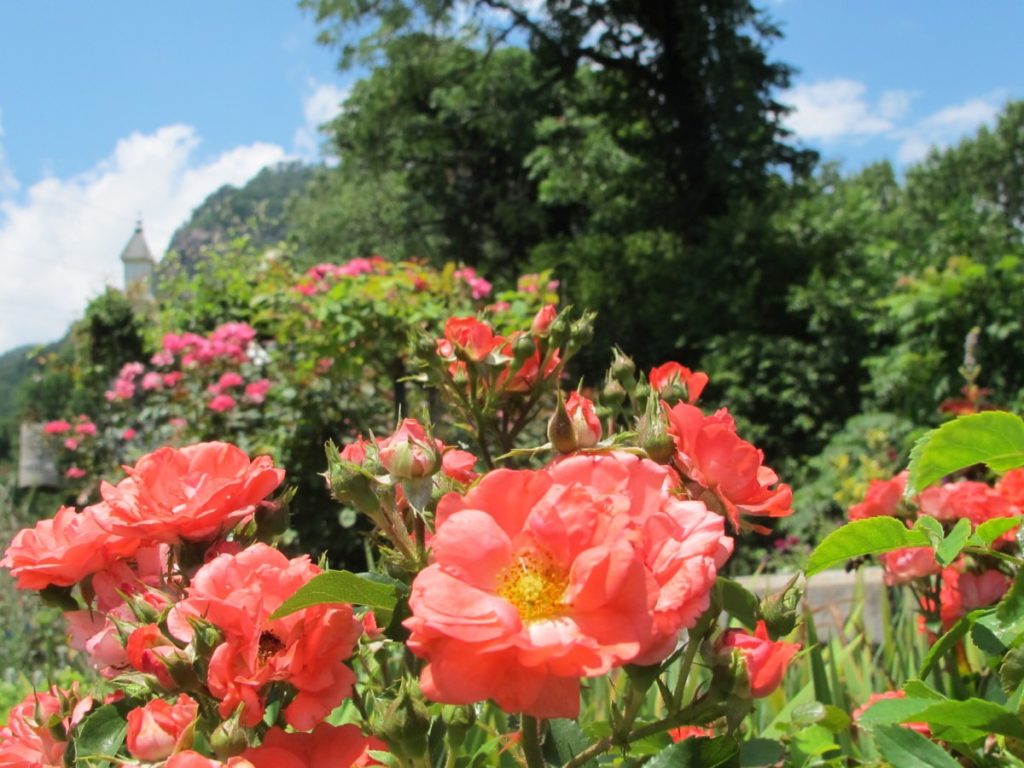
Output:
1,1,1021,353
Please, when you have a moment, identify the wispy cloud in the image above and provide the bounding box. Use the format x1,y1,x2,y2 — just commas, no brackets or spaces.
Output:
782,79,914,142
0,125,286,352
895,91,1005,164
293,79,348,160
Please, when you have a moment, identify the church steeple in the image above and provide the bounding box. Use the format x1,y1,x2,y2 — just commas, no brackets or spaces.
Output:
120,217,155,292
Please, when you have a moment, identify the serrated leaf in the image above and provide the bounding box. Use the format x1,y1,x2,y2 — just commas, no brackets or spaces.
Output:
1000,645,1024,694
270,569,398,623
647,736,739,768
805,517,930,576
547,719,593,766
74,704,127,766
855,698,935,728
739,738,786,767
968,516,1022,547
872,724,961,768
935,518,972,566
908,412,1024,493
912,698,1024,741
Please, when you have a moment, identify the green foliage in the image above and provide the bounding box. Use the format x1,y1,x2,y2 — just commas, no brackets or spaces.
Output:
805,517,930,577
271,570,400,623
909,411,1024,492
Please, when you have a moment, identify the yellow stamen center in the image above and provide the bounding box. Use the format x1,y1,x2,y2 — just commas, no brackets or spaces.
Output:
496,552,568,623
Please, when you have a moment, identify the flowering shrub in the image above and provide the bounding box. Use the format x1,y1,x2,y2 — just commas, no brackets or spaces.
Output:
2,307,811,766
33,254,555,564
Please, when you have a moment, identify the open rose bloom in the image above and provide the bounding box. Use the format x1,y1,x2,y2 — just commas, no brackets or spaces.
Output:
406,452,733,717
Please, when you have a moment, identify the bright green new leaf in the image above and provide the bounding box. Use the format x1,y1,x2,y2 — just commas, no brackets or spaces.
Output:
805,517,930,576
935,518,972,566
908,411,1024,493
270,570,399,623
968,516,1022,547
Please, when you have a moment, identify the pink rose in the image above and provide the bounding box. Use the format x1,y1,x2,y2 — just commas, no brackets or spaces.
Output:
126,694,198,761
719,620,800,698
99,442,284,543
241,723,387,767
405,453,731,718
208,394,236,413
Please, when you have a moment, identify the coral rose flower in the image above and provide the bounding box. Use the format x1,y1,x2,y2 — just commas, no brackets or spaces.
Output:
442,450,479,484
565,392,602,449
126,694,198,761
100,442,284,543
166,753,255,768
648,362,708,405
2,504,138,590
405,453,732,718
880,546,939,585
719,620,800,698
669,725,715,742
665,403,793,531
378,419,441,480
848,472,907,521
442,317,500,362
938,566,1010,629
997,468,1024,507
168,544,362,729
241,723,387,768
0,691,67,767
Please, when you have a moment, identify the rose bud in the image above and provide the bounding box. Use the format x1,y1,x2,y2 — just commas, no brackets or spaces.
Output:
718,620,800,698
126,694,198,761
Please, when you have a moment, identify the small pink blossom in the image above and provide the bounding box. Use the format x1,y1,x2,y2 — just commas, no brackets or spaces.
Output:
43,420,71,435
123,428,137,440
244,379,271,404
65,466,86,479
63,438,79,451
208,394,236,413
142,372,164,391
218,372,244,389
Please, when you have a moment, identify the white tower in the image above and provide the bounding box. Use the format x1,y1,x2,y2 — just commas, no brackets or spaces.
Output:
120,218,155,293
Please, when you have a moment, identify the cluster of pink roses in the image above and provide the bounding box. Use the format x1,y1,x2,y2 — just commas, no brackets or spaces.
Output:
104,321,270,418
849,469,1022,629
295,257,388,295
0,442,384,767
43,415,104,479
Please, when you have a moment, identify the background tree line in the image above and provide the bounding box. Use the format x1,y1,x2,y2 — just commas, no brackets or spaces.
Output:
5,0,1024,563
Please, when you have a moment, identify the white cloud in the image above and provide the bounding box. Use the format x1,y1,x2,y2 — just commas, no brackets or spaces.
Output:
0,110,19,197
293,80,348,160
782,79,914,142
0,124,285,352
896,93,1004,164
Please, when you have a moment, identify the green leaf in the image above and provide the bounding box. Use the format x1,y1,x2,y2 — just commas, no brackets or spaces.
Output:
935,518,972,566
919,614,975,679
908,411,1024,493
911,698,1024,742
270,570,399,623
739,738,786,768
716,577,760,629
547,719,593,766
74,704,128,766
974,570,1024,647
968,516,1022,547
646,736,739,768
855,698,936,728
1000,645,1024,695
872,724,961,768
805,517,930,576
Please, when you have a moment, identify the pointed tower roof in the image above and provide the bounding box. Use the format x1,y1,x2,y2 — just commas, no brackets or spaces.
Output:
120,218,155,264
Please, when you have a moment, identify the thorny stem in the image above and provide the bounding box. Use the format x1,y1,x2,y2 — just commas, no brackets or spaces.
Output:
563,699,727,768
520,715,546,768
